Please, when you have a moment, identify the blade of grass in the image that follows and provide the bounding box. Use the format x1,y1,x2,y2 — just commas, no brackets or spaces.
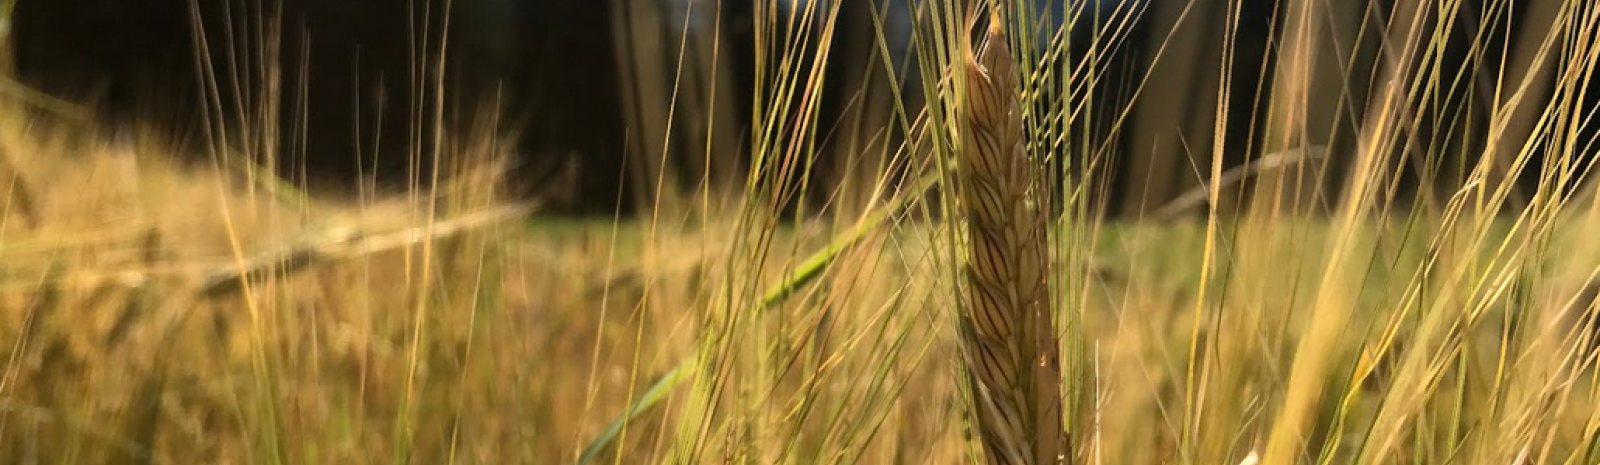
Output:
575,169,937,465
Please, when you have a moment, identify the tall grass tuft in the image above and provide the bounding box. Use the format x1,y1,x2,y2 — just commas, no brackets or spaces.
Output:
953,4,1067,465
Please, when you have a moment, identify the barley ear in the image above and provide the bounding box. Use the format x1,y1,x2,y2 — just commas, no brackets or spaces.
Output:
955,4,1069,465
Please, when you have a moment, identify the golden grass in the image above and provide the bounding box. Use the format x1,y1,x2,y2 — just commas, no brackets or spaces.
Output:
2,0,1600,464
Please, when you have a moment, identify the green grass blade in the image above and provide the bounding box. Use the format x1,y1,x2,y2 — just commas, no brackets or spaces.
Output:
574,359,687,465
574,171,937,464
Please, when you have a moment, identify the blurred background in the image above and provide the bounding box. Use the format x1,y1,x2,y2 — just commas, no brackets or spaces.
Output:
5,0,1595,216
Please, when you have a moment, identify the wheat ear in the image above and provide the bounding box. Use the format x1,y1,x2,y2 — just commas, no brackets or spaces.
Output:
955,5,1068,465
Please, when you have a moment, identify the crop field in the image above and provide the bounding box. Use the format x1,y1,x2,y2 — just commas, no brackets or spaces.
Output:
3,0,1600,464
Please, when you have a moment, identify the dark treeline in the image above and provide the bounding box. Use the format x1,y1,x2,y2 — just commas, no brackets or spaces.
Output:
11,0,527,190
9,0,1597,217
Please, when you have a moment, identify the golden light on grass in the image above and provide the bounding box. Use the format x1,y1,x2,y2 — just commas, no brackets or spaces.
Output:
2,0,1600,463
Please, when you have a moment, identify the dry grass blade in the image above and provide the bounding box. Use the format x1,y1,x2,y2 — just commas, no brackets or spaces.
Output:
955,5,1067,465
1147,145,1329,221
197,203,536,298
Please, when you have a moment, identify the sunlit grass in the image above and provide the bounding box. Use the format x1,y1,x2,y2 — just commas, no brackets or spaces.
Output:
1,0,1599,464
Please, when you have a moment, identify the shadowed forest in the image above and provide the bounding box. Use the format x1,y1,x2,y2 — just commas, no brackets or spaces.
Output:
1,0,1599,463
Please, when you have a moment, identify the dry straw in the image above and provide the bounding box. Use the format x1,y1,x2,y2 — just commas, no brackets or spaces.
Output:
954,3,1068,465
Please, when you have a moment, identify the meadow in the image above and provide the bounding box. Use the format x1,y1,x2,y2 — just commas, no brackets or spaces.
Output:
2,0,1600,464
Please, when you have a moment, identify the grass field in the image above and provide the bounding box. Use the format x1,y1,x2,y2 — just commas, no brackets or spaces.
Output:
4,0,1600,464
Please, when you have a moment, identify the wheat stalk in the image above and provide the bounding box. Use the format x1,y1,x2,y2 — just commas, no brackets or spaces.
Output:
954,4,1067,465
